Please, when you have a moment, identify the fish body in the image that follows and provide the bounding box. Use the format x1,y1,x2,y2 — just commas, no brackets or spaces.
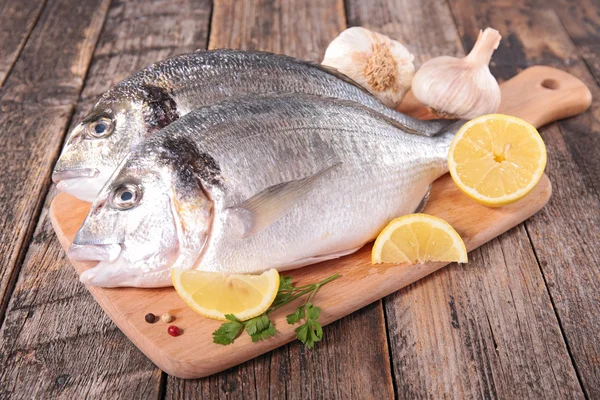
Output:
70,95,460,287
53,49,453,202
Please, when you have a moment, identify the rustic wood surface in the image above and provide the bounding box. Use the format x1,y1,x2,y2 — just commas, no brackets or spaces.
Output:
0,0,211,397
47,64,587,383
0,0,110,335
348,2,587,399
0,0,598,398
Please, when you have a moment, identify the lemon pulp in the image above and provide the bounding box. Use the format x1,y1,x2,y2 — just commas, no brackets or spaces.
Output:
172,268,280,321
372,213,467,264
448,114,546,207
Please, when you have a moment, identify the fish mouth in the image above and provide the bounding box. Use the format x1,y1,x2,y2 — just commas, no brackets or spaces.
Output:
67,243,122,262
52,168,99,183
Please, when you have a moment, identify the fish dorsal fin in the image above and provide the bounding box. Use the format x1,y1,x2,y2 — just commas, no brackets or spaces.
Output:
307,62,372,93
205,48,370,93
277,55,454,137
293,58,456,136
227,161,342,238
206,49,454,136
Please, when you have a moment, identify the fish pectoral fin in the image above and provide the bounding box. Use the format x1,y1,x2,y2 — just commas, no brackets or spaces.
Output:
227,161,342,238
414,185,432,213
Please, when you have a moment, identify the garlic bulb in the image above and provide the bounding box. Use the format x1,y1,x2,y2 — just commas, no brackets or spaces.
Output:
322,27,415,108
412,28,502,119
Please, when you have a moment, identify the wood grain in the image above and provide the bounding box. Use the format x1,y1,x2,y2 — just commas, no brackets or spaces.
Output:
170,0,397,397
0,0,598,397
46,65,585,388
0,0,110,331
551,0,600,86
0,0,213,397
0,0,46,86
208,0,345,60
347,0,585,398
168,303,392,399
447,1,600,397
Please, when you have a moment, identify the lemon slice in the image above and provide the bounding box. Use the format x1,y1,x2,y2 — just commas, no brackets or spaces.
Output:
372,213,467,264
172,268,280,321
448,114,547,207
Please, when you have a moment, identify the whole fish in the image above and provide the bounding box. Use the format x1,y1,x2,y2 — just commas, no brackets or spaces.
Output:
52,49,453,202
68,94,461,287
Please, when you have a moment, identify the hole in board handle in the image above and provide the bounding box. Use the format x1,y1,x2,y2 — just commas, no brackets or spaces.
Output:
541,79,559,90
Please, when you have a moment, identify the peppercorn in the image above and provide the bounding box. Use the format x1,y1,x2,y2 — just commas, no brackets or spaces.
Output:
145,313,156,323
161,313,173,323
167,325,181,337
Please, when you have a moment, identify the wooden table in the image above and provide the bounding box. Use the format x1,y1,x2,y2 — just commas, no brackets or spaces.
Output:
0,0,598,398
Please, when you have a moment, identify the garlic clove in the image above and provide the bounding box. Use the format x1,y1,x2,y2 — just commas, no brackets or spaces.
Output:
411,28,502,120
322,27,415,108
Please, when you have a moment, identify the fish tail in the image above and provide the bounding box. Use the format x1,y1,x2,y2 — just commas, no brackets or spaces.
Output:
435,120,464,148
431,119,466,177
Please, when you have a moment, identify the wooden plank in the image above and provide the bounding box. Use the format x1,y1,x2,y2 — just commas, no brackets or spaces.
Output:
0,0,110,330
0,200,163,399
346,0,585,398
446,1,600,398
208,0,346,60
0,0,46,86
0,0,213,397
51,60,594,381
167,0,395,396
45,65,587,384
167,303,391,399
387,225,584,399
550,0,600,85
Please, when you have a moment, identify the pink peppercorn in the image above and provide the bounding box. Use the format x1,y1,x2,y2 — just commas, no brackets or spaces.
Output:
168,325,181,337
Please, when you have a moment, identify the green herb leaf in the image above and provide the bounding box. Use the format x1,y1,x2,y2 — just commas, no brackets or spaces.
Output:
279,276,293,291
250,321,276,342
245,314,270,336
313,321,323,340
272,276,294,307
212,314,244,345
295,322,308,343
225,314,240,322
286,306,305,324
305,303,321,321
300,320,322,349
211,273,339,347
245,314,277,342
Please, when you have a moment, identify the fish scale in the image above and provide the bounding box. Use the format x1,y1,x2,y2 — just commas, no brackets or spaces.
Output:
70,94,460,287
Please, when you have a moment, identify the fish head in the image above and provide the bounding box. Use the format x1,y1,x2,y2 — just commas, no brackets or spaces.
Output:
53,84,180,202
69,138,214,287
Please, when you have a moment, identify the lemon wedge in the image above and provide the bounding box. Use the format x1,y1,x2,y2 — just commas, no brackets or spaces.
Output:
372,213,467,264
172,268,280,321
448,114,547,207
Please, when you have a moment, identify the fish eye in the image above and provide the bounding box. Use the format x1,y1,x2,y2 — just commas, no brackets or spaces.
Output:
111,183,142,210
86,117,114,139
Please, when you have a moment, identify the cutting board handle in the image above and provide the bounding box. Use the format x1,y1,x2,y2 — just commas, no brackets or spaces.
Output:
398,65,592,129
499,66,592,128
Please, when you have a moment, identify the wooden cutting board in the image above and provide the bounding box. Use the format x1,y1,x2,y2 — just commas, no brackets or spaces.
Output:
50,66,591,379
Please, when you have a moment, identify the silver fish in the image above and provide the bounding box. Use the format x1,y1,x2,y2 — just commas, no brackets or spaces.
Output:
53,49,453,202
69,94,461,287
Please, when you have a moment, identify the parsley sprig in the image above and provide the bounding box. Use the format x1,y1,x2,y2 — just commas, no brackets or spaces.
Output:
212,273,339,347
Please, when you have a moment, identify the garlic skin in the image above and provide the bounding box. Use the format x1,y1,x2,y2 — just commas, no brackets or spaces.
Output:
322,27,415,108
412,28,502,120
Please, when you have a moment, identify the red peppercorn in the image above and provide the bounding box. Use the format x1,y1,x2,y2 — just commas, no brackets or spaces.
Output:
167,325,181,337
